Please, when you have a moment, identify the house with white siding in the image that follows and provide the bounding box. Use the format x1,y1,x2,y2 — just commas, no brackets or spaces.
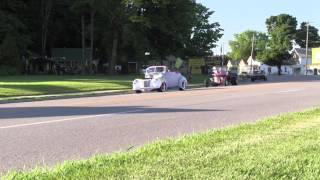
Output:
291,48,312,75
230,48,313,75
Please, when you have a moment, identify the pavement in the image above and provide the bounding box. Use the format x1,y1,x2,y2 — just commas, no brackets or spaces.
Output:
1,75,320,174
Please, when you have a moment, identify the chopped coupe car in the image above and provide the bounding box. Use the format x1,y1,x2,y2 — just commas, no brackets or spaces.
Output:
249,70,267,82
204,67,238,87
132,66,188,93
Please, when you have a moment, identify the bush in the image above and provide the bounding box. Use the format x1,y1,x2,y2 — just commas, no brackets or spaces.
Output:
0,65,21,75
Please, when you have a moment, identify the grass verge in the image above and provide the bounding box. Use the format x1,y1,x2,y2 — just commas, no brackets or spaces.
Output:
0,75,136,98
4,108,320,179
0,75,206,98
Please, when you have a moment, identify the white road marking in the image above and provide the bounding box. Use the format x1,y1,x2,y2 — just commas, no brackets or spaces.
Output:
276,89,304,94
0,109,144,130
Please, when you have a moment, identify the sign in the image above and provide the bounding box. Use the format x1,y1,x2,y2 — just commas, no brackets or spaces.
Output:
189,58,205,74
175,58,183,69
115,65,122,71
312,48,320,65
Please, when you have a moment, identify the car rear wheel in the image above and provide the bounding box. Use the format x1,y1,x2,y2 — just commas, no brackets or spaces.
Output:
231,78,238,85
224,79,228,86
135,90,142,94
179,81,187,91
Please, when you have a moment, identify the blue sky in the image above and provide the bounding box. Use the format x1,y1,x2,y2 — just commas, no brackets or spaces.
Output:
198,0,320,54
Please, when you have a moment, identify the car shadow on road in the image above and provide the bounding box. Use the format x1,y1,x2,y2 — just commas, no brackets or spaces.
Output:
0,106,227,119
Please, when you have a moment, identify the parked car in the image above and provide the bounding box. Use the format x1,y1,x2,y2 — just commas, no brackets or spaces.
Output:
132,66,188,93
249,70,267,82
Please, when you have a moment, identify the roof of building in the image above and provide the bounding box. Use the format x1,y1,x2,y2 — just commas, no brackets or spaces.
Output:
247,56,261,66
294,48,312,58
51,48,90,61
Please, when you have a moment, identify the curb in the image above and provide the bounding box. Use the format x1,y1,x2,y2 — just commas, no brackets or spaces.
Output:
0,84,204,104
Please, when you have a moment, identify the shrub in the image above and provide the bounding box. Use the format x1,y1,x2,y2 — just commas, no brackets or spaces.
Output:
0,65,21,75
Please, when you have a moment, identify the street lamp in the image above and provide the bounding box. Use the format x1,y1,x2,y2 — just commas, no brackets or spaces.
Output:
145,51,151,67
145,52,150,56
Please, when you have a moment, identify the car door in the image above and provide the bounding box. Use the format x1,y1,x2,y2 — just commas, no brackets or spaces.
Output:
164,71,180,88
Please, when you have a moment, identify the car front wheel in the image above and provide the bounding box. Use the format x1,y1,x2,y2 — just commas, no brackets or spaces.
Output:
158,83,167,92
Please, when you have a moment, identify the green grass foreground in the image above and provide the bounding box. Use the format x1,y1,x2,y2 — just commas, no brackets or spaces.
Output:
0,75,206,98
4,109,320,179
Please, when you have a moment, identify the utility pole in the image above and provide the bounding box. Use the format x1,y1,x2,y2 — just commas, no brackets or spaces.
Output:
305,22,310,76
250,33,255,73
221,43,225,67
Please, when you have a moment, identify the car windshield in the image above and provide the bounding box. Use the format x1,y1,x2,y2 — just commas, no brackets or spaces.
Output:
147,67,165,73
147,67,155,73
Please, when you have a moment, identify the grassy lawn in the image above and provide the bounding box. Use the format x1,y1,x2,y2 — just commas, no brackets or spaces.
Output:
0,75,206,98
4,108,320,179
0,75,137,97
189,74,207,85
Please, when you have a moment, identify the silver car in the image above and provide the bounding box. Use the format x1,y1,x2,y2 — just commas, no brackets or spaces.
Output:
132,66,188,93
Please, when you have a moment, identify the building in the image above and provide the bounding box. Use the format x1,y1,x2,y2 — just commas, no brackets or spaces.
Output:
24,55,55,74
291,48,312,75
229,48,314,76
51,48,90,73
310,48,320,75
259,48,312,75
237,57,261,74
260,64,294,75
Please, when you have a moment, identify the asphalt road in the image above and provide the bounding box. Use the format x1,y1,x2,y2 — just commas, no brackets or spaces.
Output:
1,76,320,173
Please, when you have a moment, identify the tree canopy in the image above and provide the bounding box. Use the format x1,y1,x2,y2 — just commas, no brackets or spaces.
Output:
259,14,297,74
0,0,223,75
229,30,268,61
296,22,320,48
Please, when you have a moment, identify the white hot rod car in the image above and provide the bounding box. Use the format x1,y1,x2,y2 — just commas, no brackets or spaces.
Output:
132,66,188,93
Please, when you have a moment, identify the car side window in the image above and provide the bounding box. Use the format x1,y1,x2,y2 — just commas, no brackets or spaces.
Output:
147,68,155,73
156,67,164,73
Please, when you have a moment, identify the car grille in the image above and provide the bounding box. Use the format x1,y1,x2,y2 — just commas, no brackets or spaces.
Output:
144,80,151,87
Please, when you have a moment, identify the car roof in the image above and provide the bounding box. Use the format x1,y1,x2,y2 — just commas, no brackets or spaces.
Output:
148,66,167,68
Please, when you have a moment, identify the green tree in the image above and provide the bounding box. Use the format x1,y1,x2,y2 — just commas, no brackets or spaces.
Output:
72,0,91,66
0,0,221,75
40,0,53,59
25,0,80,56
128,0,198,60
185,3,223,57
261,14,297,75
296,22,320,48
229,30,268,61
95,0,131,74
0,0,30,73
72,0,99,66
